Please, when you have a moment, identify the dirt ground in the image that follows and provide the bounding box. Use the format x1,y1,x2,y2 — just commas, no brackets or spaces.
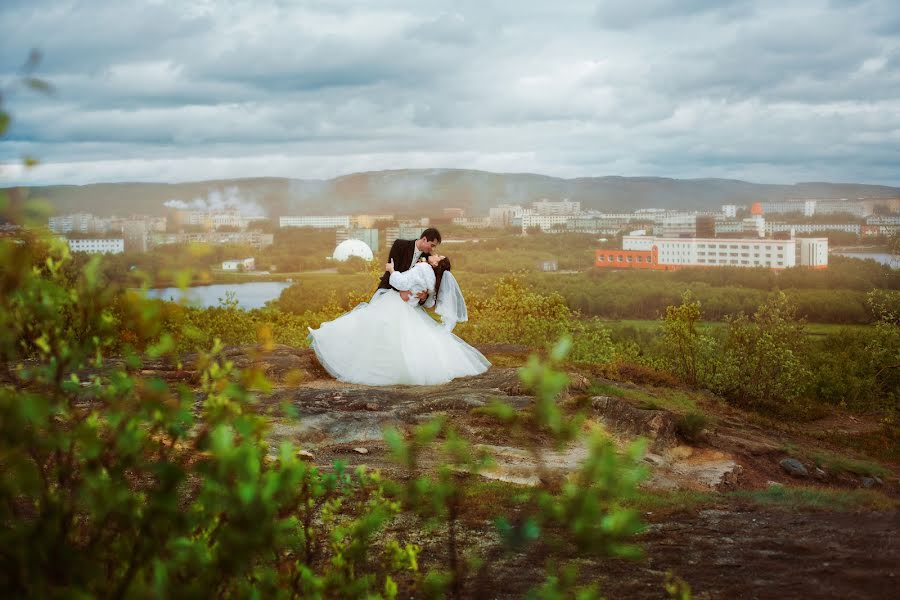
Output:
473,506,899,599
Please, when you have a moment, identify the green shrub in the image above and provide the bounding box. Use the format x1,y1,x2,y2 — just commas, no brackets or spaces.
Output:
676,412,710,442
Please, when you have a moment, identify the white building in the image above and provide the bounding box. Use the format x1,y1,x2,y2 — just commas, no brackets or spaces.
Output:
151,231,274,249
452,217,492,228
815,199,865,217
489,204,524,227
866,215,900,225
797,238,828,269
384,225,427,248
222,258,256,271
49,213,110,235
621,235,827,269
722,205,738,218
332,239,374,262
279,216,351,229
336,227,380,253
743,215,766,237
532,199,581,215
765,222,861,236
659,214,698,237
66,238,125,254
715,220,744,235
521,211,572,232
759,200,818,216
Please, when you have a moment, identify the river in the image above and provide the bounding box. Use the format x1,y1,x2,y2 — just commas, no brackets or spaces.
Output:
146,281,292,309
832,252,898,269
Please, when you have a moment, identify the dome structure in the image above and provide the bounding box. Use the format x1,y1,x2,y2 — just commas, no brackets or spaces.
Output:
332,239,374,262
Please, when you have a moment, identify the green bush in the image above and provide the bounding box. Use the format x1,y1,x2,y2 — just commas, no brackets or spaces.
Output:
676,412,710,442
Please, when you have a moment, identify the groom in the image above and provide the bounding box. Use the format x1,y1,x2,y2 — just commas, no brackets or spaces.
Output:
376,227,441,303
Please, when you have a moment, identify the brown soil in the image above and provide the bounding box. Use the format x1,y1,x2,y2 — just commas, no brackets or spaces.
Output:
476,506,899,599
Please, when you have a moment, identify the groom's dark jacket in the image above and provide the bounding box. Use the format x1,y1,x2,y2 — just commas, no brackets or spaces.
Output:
377,239,430,292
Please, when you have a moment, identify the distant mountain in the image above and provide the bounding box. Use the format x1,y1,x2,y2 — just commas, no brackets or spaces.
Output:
8,169,900,218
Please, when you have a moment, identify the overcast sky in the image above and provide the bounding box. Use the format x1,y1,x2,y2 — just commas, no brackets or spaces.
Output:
1,0,898,186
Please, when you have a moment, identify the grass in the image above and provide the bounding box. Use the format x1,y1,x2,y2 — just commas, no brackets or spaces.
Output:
631,487,897,515
606,319,873,337
809,450,890,478
730,487,897,511
781,444,891,478
587,381,701,414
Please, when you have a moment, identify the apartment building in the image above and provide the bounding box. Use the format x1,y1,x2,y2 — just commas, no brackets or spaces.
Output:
66,238,125,254
336,227,380,253
279,216,351,229
488,204,524,227
595,236,828,270
532,199,581,215
765,222,861,236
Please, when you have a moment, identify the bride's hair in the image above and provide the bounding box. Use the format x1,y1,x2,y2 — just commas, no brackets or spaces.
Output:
432,257,452,300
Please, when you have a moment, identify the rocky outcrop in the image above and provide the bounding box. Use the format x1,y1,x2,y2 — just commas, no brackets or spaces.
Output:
591,395,679,450
136,345,756,490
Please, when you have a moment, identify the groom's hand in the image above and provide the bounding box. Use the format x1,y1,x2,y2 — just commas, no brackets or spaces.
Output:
399,291,412,302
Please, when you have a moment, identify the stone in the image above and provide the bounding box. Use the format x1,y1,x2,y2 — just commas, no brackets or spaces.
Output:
297,449,314,459
861,477,875,488
591,395,678,449
643,453,666,467
813,467,827,480
353,447,369,455
779,458,808,478
767,480,783,487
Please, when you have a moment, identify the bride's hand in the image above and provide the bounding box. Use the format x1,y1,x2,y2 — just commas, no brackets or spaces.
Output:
386,259,395,273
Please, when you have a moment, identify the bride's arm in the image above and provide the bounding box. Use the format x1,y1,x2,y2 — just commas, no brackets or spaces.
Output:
388,268,416,291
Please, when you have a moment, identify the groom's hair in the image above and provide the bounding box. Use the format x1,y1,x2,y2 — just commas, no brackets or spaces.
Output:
433,257,451,301
420,228,441,244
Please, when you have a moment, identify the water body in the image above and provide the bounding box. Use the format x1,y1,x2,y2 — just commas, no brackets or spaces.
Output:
832,252,898,269
146,282,292,309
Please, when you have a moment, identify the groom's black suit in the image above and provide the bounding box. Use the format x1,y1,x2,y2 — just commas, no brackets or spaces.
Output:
377,238,430,292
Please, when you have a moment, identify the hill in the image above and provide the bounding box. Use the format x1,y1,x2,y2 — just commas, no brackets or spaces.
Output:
8,169,900,217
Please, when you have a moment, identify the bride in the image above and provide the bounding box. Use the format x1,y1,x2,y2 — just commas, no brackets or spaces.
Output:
307,254,491,386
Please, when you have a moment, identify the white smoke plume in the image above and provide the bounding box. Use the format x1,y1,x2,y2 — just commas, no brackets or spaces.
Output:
163,187,266,217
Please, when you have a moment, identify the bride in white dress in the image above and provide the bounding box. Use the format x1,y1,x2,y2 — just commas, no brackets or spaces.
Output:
307,255,490,386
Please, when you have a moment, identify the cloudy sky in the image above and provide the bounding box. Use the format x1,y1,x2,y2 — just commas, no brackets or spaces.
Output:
1,0,898,186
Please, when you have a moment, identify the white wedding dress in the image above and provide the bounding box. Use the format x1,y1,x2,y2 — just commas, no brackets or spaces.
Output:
308,263,491,386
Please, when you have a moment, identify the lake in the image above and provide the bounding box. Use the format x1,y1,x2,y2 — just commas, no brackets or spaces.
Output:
146,281,292,309
832,252,898,269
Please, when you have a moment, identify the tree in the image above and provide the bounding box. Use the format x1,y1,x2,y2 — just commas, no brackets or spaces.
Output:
660,291,716,387
713,292,811,408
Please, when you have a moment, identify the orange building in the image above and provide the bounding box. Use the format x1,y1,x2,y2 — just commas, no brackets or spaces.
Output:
595,247,673,270
750,202,763,215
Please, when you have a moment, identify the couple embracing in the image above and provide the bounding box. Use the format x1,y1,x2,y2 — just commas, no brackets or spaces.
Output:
308,228,490,386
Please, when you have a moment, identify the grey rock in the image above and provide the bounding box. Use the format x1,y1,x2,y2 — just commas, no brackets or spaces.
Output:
779,458,808,478
813,467,827,480
861,477,876,488
591,395,678,450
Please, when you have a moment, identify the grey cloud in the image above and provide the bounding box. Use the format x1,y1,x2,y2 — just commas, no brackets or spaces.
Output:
593,0,751,29
1,0,899,186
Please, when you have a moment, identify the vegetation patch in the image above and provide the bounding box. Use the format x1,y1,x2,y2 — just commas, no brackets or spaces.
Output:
731,487,897,511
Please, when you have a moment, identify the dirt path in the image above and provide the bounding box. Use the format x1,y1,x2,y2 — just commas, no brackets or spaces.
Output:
481,507,898,599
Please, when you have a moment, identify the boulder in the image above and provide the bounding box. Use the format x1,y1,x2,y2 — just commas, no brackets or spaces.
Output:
779,458,808,478
591,395,678,449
